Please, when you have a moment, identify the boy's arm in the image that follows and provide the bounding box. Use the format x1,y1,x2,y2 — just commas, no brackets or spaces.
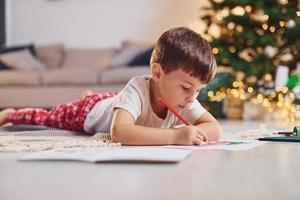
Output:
111,108,206,145
193,111,222,141
110,108,175,145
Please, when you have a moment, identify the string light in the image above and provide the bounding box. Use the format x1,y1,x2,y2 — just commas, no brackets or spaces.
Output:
244,5,252,13
271,92,276,98
282,87,288,94
279,21,285,27
216,13,223,21
212,47,219,54
262,24,268,30
256,28,264,36
247,87,254,93
269,26,276,32
279,0,288,5
227,22,235,30
297,11,300,16
231,6,245,16
208,91,214,97
263,15,269,21
232,81,239,88
264,74,272,82
207,81,298,124
229,46,236,53
236,25,244,32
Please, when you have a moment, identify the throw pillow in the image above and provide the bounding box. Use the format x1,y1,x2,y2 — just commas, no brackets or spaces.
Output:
0,49,47,71
127,47,154,66
111,46,146,68
0,44,37,70
36,43,64,69
0,44,37,56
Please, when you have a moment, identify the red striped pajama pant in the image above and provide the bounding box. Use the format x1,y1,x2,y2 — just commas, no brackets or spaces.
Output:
8,92,116,131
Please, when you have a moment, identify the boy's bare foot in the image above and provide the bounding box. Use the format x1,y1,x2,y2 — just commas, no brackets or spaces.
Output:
0,108,16,126
82,90,93,97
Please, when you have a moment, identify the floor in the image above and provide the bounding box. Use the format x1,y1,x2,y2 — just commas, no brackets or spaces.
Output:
0,120,299,200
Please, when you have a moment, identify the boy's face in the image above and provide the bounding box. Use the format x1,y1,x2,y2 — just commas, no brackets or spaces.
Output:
156,68,206,110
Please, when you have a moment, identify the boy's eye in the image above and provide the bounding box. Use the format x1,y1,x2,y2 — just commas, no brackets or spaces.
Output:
181,85,190,91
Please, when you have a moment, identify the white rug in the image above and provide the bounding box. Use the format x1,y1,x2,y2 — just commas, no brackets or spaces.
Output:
0,129,121,152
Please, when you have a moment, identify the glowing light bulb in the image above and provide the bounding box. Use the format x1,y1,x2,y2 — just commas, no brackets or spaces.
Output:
208,91,214,97
212,48,219,54
262,24,268,30
270,26,275,32
279,21,285,27
227,22,235,30
231,6,245,16
247,87,254,93
263,15,269,21
245,5,252,13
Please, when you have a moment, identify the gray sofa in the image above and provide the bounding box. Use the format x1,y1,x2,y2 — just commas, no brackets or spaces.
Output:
0,43,150,108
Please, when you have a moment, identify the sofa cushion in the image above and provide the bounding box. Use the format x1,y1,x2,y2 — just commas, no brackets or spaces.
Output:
100,66,150,84
42,68,100,85
36,43,64,69
61,48,116,70
0,49,47,71
0,71,40,86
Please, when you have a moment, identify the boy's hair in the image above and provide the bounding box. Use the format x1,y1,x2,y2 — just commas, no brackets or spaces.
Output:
150,27,217,83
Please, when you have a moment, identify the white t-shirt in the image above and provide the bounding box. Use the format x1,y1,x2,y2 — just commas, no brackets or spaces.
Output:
84,75,206,133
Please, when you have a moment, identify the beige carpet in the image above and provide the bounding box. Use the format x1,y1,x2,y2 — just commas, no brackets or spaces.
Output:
0,126,120,152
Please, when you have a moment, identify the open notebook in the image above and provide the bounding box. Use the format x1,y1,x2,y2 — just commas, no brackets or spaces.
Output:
19,147,192,163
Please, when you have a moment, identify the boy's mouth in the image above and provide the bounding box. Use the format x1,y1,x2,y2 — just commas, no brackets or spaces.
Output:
178,105,186,109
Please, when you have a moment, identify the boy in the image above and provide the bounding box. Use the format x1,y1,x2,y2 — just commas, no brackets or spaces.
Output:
0,27,221,145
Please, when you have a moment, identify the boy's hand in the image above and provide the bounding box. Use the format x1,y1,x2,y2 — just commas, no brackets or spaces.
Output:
173,125,208,145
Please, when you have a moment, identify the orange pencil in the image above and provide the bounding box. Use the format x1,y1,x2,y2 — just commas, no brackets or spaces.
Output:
158,97,191,126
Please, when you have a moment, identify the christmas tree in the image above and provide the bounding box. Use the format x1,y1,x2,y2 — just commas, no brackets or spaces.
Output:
197,0,300,119
201,0,300,83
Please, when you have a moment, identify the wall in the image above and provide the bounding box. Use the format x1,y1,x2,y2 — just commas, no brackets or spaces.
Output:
5,0,208,48
0,0,5,45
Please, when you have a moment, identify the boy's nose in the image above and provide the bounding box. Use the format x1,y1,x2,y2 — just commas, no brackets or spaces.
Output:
186,92,198,103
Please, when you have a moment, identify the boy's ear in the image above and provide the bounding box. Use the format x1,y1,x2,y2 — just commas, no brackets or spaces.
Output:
151,63,163,81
